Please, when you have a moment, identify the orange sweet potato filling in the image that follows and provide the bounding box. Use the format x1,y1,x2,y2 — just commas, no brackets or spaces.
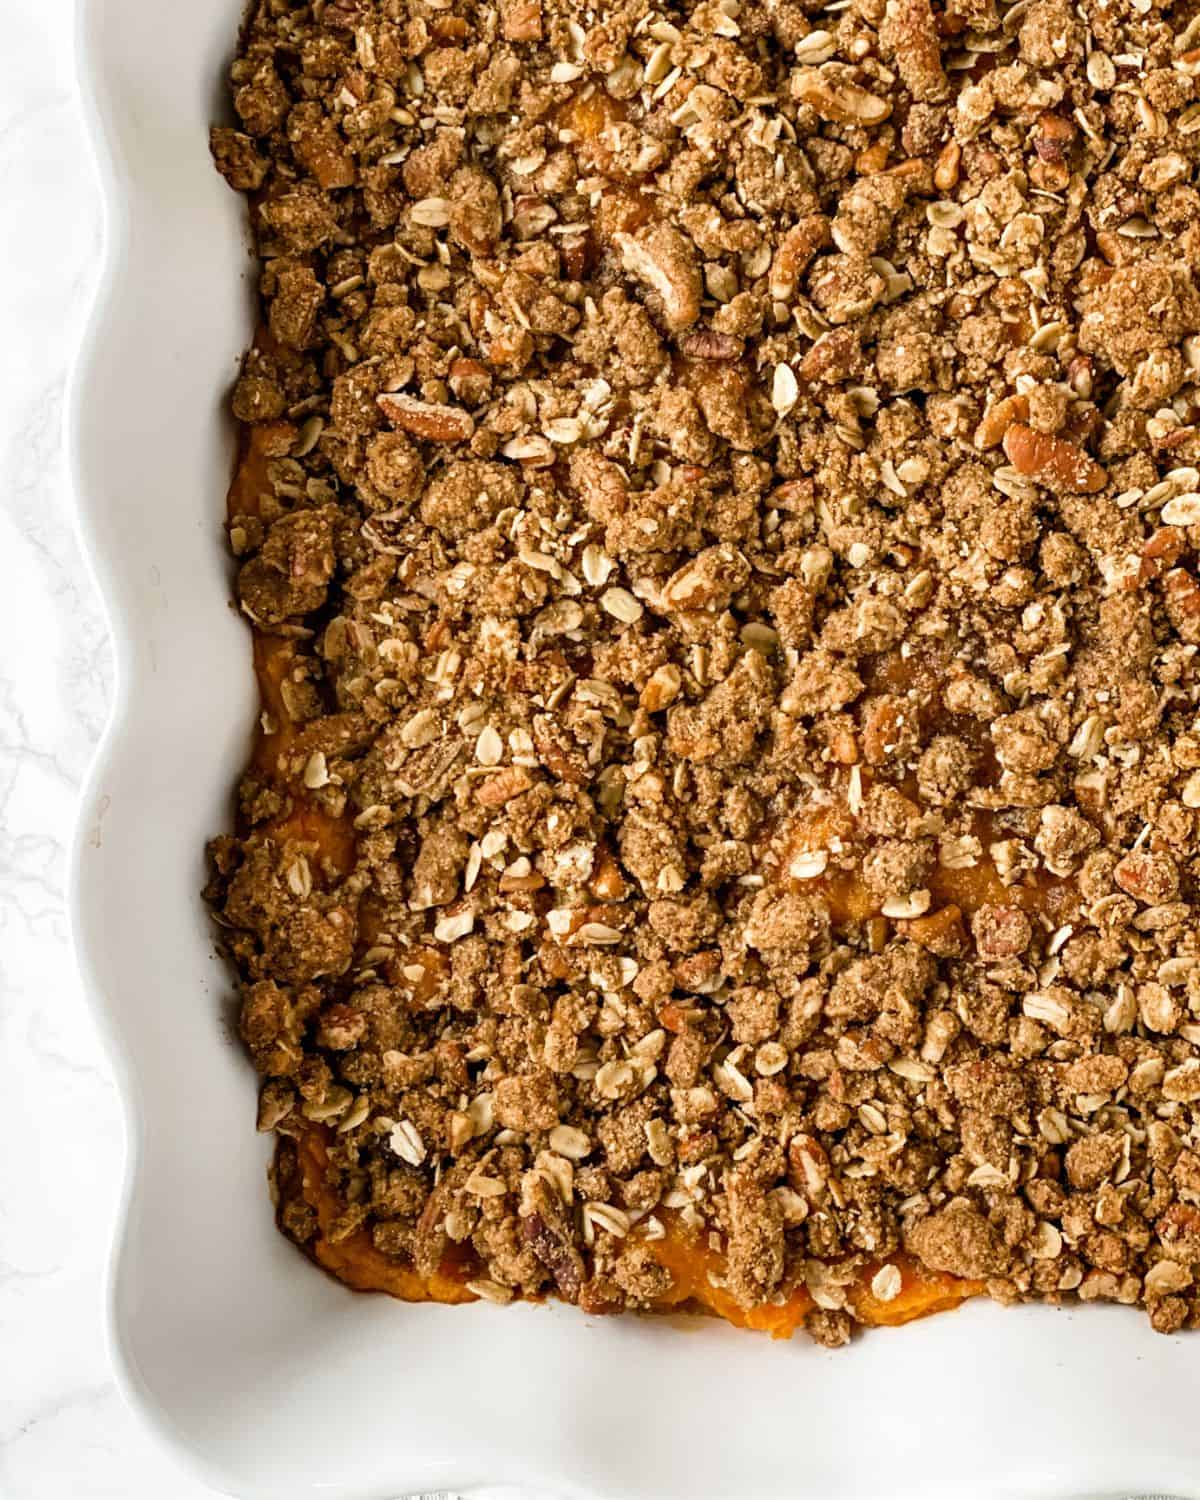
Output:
293,1126,980,1334
780,801,1077,929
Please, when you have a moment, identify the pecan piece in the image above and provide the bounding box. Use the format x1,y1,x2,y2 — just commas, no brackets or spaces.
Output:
475,766,535,805
787,1132,831,1203
769,215,830,302
412,1168,469,1278
680,330,743,360
447,357,493,405
501,0,542,38
1030,113,1075,193
792,69,892,126
560,229,591,281
289,108,356,190
532,715,589,784
315,1002,367,1050
1164,567,1200,643
520,1173,585,1302
660,544,751,611
578,1277,623,1315
640,663,683,712
1158,1202,1200,1259
1002,423,1107,494
975,393,1030,451
1139,527,1187,584
860,694,915,765
881,0,948,102
798,326,859,384
512,193,557,238
933,140,960,192
590,849,629,900
377,392,475,443
614,224,702,331
448,167,503,257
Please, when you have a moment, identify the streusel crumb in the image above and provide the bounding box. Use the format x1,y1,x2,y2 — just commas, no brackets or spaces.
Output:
209,0,1200,1343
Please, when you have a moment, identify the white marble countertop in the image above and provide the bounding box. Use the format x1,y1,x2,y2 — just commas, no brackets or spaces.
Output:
1,6,232,1496
0,10,478,1498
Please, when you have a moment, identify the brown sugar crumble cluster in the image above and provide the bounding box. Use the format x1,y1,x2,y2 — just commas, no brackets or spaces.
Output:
208,0,1200,1346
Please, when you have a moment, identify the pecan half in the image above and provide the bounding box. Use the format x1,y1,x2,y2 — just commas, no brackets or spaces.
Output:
377,392,476,443
769,215,830,302
614,224,702,331
475,766,535,806
1002,423,1107,493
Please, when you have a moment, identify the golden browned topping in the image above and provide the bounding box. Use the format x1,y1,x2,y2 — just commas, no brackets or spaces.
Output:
210,0,1200,1342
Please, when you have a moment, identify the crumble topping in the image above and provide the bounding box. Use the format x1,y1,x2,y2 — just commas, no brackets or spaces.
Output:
210,0,1200,1343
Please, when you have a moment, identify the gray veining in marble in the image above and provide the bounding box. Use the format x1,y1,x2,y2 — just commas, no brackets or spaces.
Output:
0,4,216,1495
0,10,500,1497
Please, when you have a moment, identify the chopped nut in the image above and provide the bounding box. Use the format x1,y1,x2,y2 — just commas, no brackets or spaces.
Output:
975,393,1030,451
1114,850,1180,905
640,663,682,712
434,909,476,943
1002,424,1107,494
614,224,702,332
793,69,891,125
378,392,475,443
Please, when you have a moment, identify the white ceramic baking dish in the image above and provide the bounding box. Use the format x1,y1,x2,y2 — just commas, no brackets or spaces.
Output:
67,1,1200,1496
